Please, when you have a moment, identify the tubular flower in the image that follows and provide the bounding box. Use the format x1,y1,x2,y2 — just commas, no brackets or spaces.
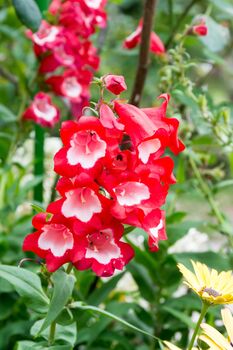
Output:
178,261,233,305
123,19,165,55
200,308,233,350
23,0,107,126
23,76,185,276
22,92,60,128
23,213,79,272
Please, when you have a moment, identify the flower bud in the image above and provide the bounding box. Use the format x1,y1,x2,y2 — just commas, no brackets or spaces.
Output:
192,21,208,36
104,74,127,95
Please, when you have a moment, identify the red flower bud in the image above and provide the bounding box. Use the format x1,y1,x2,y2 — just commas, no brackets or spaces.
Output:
104,74,127,95
191,20,208,36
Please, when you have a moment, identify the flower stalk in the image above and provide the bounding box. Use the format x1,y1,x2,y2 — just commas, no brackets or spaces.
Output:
187,302,209,350
48,320,56,346
130,0,157,106
34,124,44,204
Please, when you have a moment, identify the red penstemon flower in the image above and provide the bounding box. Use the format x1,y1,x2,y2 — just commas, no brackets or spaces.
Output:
22,92,60,128
23,0,107,126
123,19,165,56
23,75,185,276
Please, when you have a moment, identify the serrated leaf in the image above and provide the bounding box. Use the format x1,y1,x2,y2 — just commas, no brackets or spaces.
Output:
70,302,158,341
39,270,75,333
12,0,42,31
0,265,49,312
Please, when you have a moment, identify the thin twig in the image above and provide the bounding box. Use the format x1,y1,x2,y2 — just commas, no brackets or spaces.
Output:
130,0,157,106
165,0,200,49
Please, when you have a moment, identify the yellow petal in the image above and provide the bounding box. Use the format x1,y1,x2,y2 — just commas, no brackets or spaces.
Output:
221,308,233,343
216,272,233,293
210,269,219,289
191,260,207,287
199,334,223,350
177,263,200,290
163,341,182,350
201,323,231,350
202,262,212,286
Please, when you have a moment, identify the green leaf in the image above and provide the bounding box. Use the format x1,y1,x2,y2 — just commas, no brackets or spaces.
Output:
39,270,75,333
31,319,77,346
70,302,158,341
31,203,46,213
161,306,195,328
173,251,231,271
210,0,233,16
15,341,72,350
166,221,204,245
199,15,230,52
213,179,233,192
0,265,49,312
12,0,42,31
87,272,124,305
0,320,32,349
128,262,157,301
83,302,141,346
35,0,52,12
0,104,16,125
100,331,135,350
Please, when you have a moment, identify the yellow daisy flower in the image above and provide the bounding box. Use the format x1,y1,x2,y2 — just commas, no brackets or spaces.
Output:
177,261,233,305
200,308,233,350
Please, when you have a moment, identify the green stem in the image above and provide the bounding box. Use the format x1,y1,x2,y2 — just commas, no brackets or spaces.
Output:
168,0,173,28
0,173,7,210
165,0,200,48
66,262,73,275
48,321,56,346
187,302,209,350
189,156,226,227
34,124,45,204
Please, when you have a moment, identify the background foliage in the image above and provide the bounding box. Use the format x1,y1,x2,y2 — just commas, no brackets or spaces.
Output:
0,0,233,349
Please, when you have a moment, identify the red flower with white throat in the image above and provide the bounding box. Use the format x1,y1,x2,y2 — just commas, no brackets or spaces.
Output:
22,92,60,128
23,213,78,272
73,214,134,277
54,118,110,177
48,175,109,224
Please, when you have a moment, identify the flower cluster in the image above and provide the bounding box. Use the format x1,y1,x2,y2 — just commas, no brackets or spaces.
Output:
23,75,185,277
23,0,107,127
